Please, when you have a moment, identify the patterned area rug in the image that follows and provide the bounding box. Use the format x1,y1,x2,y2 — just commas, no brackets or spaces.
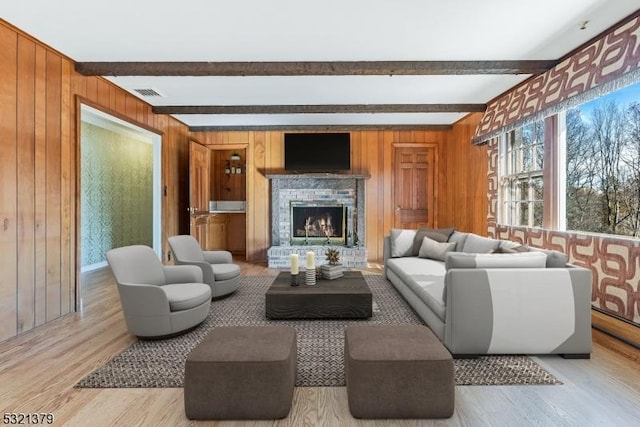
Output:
76,274,561,388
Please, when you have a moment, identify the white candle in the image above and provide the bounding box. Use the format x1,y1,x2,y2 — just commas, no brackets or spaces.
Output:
306,251,315,269
290,254,299,275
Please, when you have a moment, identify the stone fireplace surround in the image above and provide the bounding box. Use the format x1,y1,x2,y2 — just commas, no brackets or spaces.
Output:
266,173,370,268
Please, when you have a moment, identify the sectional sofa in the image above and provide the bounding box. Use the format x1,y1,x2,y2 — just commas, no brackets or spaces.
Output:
383,229,592,357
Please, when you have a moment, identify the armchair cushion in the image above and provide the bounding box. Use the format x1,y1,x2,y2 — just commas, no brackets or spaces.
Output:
163,283,212,311
210,263,241,281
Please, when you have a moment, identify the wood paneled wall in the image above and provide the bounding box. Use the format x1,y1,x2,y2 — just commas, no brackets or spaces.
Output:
0,19,488,342
196,128,484,262
0,20,191,342
442,113,488,235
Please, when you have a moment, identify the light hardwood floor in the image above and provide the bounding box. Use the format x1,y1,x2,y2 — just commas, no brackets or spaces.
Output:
1,261,639,427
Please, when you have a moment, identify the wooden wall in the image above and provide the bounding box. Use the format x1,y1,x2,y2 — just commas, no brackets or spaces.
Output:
196,127,485,262
442,113,488,235
0,18,488,342
0,20,191,342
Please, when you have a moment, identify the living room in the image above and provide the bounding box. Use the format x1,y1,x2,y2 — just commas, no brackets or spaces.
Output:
1,1,640,425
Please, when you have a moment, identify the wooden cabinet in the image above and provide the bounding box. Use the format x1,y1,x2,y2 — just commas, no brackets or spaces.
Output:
194,213,246,254
206,214,228,250
227,213,247,254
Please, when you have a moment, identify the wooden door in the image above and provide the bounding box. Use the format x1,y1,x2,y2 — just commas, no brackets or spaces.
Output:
394,145,436,229
189,141,211,243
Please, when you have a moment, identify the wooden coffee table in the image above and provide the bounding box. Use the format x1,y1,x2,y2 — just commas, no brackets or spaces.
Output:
265,271,372,319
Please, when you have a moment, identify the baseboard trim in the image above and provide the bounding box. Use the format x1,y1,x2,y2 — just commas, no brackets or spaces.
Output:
591,309,640,349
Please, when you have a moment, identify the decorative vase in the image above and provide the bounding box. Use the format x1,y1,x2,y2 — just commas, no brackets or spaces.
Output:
305,267,316,286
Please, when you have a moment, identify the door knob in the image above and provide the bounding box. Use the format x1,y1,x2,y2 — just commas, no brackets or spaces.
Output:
395,206,401,211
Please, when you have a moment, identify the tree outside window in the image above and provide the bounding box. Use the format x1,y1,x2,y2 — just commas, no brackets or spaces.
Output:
566,82,640,237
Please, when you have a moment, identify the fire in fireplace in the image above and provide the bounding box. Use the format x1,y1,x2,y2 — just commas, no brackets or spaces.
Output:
290,202,346,245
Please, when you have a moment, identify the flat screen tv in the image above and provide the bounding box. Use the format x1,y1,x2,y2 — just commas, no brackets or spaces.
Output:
284,133,351,171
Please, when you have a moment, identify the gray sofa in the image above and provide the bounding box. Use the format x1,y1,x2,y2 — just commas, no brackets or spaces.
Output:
383,229,592,357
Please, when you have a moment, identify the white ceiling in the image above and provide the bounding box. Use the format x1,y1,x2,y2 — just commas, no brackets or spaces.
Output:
2,0,639,129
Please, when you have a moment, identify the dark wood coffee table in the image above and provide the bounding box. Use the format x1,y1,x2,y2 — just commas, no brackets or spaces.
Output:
265,271,372,319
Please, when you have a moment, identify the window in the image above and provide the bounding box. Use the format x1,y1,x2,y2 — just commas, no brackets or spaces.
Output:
565,82,640,237
499,120,545,227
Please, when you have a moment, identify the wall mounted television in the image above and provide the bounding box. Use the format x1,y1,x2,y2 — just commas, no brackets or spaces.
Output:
284,133,351,171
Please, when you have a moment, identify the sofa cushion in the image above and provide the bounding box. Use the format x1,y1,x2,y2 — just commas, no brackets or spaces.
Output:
418,236,456,261
445,251,547,270
405,275,446,323
412,227,455,255
390,229,417,257
386,256,446,281
386,257,446,322
462,234,501,253
448,231,469,252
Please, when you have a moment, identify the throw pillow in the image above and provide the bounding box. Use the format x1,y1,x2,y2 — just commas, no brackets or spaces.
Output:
461,234,501,253
418,236,457,261
491,245,529,254
390,228,417,257
412,227,456,255
532,248,569,268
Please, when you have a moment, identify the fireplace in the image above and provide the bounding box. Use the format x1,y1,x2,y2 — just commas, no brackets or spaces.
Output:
290,202,346,245
265,172,370,268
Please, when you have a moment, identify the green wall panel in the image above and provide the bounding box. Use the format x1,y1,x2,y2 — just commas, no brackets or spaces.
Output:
81,122,153,267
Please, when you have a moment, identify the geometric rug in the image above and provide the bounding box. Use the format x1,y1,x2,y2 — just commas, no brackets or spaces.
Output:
75,273,561,388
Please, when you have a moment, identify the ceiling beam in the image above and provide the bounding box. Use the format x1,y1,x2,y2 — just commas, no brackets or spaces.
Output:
75,60,557,76
189,124,453,132
153,104,486,115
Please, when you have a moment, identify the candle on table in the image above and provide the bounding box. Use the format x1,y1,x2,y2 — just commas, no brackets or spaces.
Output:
290,254,299,275
306,251,315,269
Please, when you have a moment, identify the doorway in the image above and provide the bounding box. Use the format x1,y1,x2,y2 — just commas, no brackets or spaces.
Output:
79,105,162,294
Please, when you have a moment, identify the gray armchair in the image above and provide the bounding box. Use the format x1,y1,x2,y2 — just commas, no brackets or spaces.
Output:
106,245,211,338
168,235,241,298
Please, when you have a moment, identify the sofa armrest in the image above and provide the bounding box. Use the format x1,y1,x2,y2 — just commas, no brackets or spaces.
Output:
163,265,203,284
443,267,592,355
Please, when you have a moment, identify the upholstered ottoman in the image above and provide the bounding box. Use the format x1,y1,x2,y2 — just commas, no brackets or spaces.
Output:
184,326,297,420
344,324,454,419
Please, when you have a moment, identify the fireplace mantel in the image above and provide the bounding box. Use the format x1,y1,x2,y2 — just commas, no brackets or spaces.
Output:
265,172,371,180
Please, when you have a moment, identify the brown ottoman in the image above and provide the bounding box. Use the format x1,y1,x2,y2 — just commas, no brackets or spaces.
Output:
344,324,454,419
184,326,297,420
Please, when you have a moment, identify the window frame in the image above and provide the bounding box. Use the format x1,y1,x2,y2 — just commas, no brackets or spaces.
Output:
498,120,546,228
